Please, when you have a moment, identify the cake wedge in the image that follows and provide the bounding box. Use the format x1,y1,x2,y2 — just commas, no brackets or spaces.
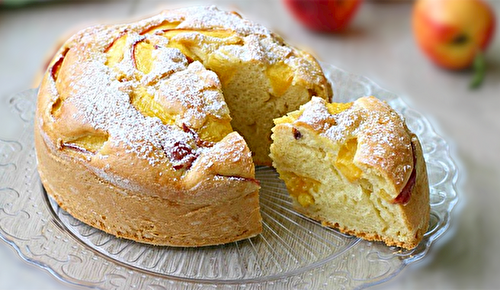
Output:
270,96,430,249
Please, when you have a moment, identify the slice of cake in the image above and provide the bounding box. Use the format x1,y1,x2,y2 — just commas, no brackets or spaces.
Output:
270,96,430,249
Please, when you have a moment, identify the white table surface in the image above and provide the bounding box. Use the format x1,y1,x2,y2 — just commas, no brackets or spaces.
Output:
1,0,499,289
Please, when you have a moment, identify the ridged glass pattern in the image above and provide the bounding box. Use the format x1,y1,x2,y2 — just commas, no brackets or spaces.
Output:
0,64,459,289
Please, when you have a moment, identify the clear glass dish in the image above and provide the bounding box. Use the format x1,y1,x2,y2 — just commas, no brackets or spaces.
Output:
0,64,459,289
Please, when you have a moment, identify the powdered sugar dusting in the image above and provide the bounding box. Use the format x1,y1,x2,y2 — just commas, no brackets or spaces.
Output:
174,6,271,36
60,25,232,168
142,45,188,85
296,97,413,188
231,35,269,62
68,55,194,166
297,97,336,132
156,61,230,129
47,5,327,171
144,6,304,69
115,33,146,79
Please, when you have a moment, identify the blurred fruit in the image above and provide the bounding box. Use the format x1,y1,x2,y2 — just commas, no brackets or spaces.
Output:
284,0,362,32
412,0,496,70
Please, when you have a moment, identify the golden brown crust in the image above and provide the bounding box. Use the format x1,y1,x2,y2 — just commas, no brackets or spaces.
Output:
352,97,414,195
36,122,261,246
36,105,262,246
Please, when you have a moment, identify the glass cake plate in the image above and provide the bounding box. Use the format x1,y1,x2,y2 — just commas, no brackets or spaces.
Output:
0,64,459,289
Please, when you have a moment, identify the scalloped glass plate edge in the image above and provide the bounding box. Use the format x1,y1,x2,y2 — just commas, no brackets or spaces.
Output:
0,63,460,290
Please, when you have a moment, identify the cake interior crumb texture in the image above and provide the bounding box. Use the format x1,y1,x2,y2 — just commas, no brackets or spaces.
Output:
270,97,430,250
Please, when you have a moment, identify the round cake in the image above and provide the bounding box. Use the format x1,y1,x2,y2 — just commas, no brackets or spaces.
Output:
35,6,331,246
270,96,430,249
